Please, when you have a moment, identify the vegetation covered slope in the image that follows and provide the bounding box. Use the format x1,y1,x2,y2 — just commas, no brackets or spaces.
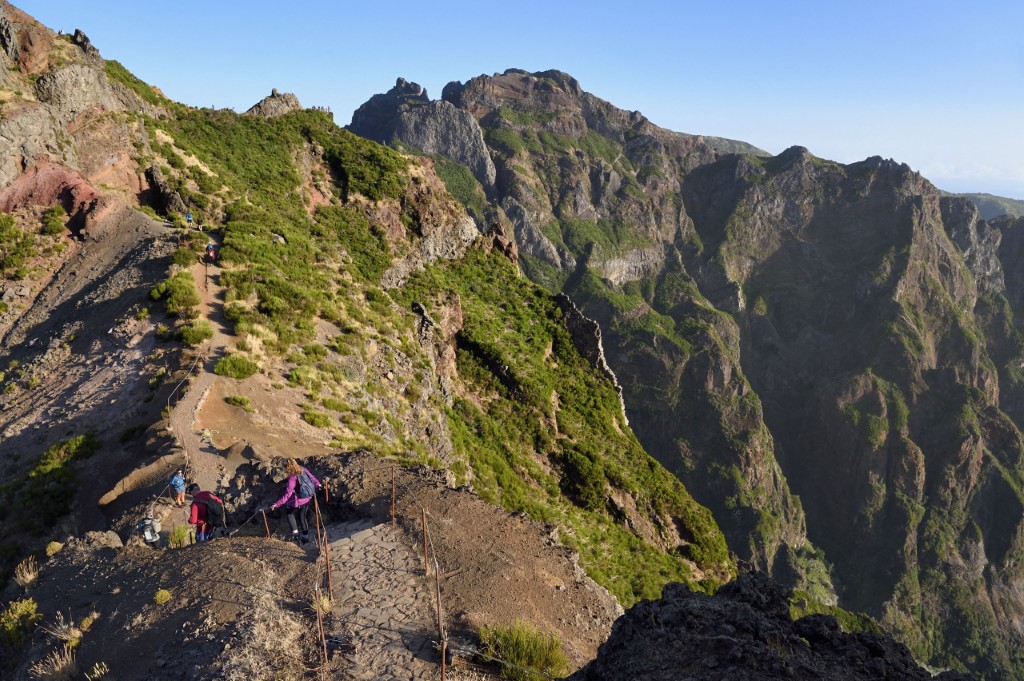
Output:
141,101,731,604
353,68,1024,678
0,14,730,628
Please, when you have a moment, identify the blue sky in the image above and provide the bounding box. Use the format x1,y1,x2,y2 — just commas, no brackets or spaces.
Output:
16,1,1024,199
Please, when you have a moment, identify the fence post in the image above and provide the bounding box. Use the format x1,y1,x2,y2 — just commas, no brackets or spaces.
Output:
322,526,333,595
313,497,323,539
315,585,329,670
421,509,429,576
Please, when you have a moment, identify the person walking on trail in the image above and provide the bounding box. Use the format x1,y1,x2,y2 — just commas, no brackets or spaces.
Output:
170,467,186,507
187,483,226,543
268,459,321,544
205,243,216,264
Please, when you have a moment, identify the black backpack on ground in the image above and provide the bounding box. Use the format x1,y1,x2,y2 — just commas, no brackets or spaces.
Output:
195,491,227,527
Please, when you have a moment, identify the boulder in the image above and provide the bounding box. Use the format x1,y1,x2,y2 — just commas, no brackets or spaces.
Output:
570,572,973,681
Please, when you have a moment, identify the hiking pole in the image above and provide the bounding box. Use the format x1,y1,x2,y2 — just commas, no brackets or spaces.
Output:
261,509,270,539
391,467,396,528
323,476,329,504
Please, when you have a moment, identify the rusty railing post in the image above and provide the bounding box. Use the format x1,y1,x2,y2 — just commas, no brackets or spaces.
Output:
421,508,429,576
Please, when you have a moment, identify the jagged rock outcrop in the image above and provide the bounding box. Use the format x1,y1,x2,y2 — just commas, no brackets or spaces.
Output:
555,293,627,425
144,164,187,215
570,572,972,681
349,78,497,191
245,88,302,118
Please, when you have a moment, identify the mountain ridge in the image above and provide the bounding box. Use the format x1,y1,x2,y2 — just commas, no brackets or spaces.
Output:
349,68,1024,678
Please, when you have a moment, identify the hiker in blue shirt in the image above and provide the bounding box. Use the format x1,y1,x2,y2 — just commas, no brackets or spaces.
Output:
170,467,186,507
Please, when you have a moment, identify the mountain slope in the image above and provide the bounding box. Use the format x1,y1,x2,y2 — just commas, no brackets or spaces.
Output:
0,6,732,678
351,68,1024,678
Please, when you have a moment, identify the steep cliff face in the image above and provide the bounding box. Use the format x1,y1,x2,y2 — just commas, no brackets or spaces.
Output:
691,148,1024,674
352,68,1024,678
354,69,823,597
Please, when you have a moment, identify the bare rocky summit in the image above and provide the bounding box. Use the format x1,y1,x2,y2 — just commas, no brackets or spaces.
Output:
245,87,302,117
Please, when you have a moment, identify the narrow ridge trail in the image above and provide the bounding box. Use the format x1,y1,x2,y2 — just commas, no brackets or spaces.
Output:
167,250,236,492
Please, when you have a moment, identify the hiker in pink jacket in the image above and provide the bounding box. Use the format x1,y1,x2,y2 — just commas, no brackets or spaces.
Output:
269,459,320,544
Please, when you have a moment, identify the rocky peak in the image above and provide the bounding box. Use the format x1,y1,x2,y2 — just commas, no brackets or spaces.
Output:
348,77,496,191
349,77,431,142
71,28,99,60
245,88,302,118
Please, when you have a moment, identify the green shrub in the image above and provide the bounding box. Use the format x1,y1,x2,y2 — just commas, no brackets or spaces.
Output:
178,318,213,346
478,620,568,681
302,410,331,428
322,397,347,412
168,525,191,548
213,353,258,379
0,598,41,652
41,205,66,236
45,541,63,558
171,247,196,267
6,433,102,535
0,213,37,274
150,271,200,314
153,589,171,605
225,395,254,413
134,306,149,320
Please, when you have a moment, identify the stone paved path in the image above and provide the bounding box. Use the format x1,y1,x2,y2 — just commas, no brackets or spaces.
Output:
326,518,438,681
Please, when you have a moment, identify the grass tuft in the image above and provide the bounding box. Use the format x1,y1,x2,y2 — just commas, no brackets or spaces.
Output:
14,555,38,590
478,620,568,681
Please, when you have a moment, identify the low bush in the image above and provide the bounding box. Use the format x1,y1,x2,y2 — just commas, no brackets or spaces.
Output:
153,589,172,605
41,205,66,236
213,353,258,379
225,395,254,412
302,410,331,428
171,247,196,267
6,432,102,535
44,542,63,558
0,598,41,652
150,271,200,315
179,318,213,346
478,620,568,681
